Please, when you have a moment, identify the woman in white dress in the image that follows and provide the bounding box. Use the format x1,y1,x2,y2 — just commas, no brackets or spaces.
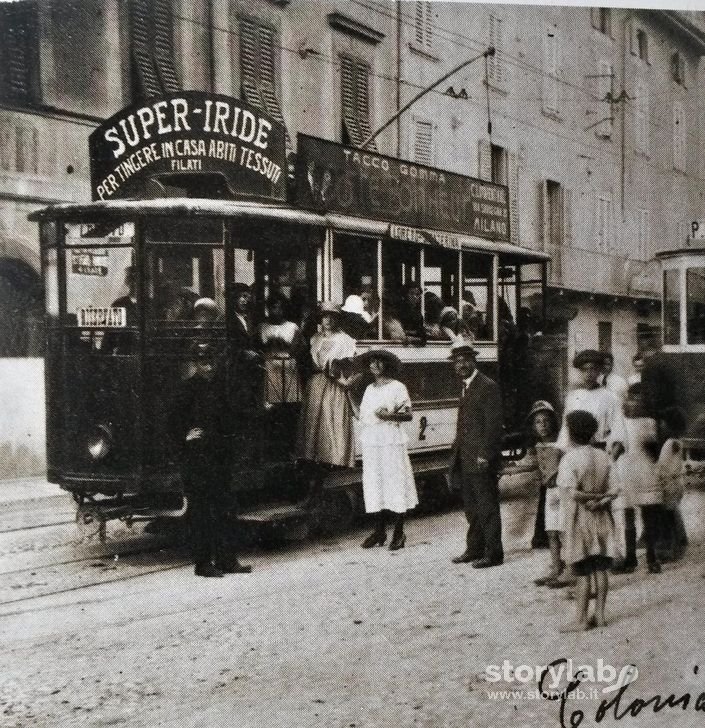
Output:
358,350,418,550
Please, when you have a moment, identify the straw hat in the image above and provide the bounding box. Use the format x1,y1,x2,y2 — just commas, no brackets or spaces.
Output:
358,348,402,375
448,340,479,359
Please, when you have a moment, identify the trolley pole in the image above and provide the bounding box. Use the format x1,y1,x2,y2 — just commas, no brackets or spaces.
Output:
359,47,495,151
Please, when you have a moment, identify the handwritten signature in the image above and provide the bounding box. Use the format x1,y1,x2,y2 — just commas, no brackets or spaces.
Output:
539,659,705,727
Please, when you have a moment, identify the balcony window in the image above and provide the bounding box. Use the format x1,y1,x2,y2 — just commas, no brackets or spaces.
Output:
671,52,686,85
591,8,612,37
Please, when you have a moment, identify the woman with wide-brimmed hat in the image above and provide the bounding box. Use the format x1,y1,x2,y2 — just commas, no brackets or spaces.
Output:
296,303,360,502
357,349,418,550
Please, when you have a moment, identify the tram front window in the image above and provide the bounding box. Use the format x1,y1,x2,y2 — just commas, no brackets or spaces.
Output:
146,218,225,330
686,267,705,345
664,269,681,346
62,222,136,354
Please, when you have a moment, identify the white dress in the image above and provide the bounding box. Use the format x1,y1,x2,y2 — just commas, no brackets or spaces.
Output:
360,380,419,514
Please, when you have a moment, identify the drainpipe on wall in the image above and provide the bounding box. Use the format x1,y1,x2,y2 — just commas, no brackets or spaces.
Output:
396,0,402,157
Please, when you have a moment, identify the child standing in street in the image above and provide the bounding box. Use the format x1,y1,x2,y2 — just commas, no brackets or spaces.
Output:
559,410,619,631
524,401,565,586
612,384,663,574
657,406,688,561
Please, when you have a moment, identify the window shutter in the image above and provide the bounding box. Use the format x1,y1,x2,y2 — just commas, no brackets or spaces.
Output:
354,60,376,150
256,24,290,147
590,8,600,29
240,18,264,109
415,2,424,46
413,119,433,166
0,2,37,103
478,139,492,181
563,187,573,247
130,0,161,99
628,19,637,55
153,0,180,93
341,55,363,147
508,151,519,243
538,180,549,249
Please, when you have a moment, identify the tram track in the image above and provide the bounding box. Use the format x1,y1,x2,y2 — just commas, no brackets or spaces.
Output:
0,560,190,611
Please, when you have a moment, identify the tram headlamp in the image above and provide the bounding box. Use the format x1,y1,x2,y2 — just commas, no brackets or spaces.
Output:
86,424,113,461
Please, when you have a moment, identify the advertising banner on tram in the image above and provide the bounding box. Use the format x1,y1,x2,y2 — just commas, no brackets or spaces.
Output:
89,92,287,202
295,134,510,242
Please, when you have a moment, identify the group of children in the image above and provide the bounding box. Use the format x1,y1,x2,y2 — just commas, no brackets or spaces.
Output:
523,374,687,632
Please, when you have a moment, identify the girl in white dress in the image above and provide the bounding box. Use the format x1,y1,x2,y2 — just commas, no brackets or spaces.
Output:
358,350,418,550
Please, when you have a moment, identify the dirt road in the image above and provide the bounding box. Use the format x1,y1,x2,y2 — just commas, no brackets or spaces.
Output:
1,486,705,727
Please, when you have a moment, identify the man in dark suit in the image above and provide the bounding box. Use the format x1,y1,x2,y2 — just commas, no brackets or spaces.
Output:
173,342,251,577
449,343,505,568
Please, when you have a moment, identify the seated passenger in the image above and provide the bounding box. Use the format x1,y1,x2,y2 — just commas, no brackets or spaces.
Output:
397,284,426,345
424,292,446,340
340,294,375,339
193,297,221,325
440,305,462,341
381,290,408,342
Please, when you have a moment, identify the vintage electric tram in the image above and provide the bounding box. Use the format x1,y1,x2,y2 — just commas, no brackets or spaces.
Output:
31,93,550,539
655,246,705,486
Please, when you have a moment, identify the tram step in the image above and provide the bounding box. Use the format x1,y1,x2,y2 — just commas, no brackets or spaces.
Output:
237,503,309,524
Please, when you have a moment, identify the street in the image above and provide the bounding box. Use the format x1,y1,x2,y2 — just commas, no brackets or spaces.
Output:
2,481,705,727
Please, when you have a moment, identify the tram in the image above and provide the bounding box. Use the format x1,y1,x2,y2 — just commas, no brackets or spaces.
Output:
31,93,550,539
655,247,705,486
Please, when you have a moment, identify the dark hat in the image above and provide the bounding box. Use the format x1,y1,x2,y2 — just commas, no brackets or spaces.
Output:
358,348,402,374
527,400,556,420
448,341,479,359
572,349,604,369
526,400,558,428
190,341,217,360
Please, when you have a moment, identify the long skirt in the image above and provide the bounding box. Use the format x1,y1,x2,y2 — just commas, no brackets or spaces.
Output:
362,442,419,514
296,372,355,468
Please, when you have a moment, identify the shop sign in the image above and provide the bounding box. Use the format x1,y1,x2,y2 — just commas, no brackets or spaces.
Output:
89,92,286,202
71,249,108,276
296,135,510,242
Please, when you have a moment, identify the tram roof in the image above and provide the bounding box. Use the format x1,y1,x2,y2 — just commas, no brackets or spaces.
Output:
28,198,549,262
656,247,705,261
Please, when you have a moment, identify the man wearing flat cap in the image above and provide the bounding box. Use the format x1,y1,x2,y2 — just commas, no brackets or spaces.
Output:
172,342,251,577
556,349,625,456
449,342,505,568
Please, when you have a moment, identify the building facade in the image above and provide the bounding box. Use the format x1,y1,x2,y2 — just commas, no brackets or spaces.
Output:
1,1,704,474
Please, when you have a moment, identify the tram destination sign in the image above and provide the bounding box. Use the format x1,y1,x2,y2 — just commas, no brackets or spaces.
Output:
295,135,510,242
89,92,286,202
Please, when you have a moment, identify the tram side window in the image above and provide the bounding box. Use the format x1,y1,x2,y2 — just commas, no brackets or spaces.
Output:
382,239,422,342
686,267,705,345
423,247,459,340
519,263,544,336
332,234,379,339
462,252,494,341
663,269,680,346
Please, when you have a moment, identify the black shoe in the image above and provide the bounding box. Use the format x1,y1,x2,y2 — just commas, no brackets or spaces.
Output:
362,531,386,548
218,562,252,574
452,550,482,564
195,563,224,578
389,533,406,551
647,561,662,574
472,557,503,569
